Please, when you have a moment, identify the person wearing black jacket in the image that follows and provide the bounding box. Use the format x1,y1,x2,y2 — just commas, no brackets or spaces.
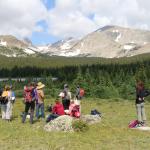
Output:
135,81,146,126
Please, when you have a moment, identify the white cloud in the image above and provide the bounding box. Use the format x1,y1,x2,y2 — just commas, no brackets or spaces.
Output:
47,0,150,39
0,0,47,38
0,0,150,41
47,9,97,38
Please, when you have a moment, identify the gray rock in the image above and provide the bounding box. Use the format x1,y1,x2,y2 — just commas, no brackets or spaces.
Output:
44,115,73,132
44,114,101,132
80,115,101,125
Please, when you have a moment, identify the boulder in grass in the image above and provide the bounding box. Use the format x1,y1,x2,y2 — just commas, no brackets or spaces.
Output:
134,126,150,131
44,115,73,132
80,115,101,125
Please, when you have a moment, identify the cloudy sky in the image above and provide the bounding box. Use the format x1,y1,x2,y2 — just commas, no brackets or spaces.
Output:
0,0,150,45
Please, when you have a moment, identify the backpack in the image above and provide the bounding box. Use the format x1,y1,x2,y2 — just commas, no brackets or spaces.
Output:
31,88,37,102
79,88,85,97
0,97,8,104
24,87,32,103
1,91,9,104
91,109,101,117
46,104,53,112
128,120,139,128
10,91,15,103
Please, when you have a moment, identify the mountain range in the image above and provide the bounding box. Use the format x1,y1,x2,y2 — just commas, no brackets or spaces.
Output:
0,25,150,58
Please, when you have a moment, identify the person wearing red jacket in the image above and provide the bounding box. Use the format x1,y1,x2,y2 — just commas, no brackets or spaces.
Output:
46,99,64,123
52,100,65,115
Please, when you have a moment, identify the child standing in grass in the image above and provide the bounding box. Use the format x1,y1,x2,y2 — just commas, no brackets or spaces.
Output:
135,81,147,126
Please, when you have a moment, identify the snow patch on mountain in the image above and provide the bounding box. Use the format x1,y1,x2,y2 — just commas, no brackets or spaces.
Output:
24,48,35,54
81,42,84,47
115,33,121,42
0,40,7,46
59,49,81,57
112,30,121,42
4,54,16,57
60,43,71,50
123,44,134,50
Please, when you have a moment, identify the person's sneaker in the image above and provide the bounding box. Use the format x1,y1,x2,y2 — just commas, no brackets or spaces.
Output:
135,123,142,127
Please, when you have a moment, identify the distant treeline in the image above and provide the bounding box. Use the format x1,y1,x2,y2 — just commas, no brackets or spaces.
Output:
0,54,150,99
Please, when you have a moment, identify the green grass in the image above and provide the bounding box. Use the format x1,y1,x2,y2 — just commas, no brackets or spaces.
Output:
0,98,150,150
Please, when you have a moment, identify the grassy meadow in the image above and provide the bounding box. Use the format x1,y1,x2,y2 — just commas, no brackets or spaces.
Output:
0,98,150,150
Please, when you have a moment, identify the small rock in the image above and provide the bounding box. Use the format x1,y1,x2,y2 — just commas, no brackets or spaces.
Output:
81,115,101,125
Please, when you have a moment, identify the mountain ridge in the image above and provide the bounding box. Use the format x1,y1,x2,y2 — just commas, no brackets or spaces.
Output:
0,25,150,58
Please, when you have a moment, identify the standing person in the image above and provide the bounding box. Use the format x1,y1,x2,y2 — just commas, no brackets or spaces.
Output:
62,84,71,111
31,82,38,105
76,85,84,101
75,85,85,113
1,86,9,120
5,85,16,121
22,83,35,124
76,85,81,101
36,82,45,120
135,81,147,126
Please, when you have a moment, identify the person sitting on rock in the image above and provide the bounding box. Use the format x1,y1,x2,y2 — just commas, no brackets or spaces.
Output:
46,99,65,123
68,100,80,118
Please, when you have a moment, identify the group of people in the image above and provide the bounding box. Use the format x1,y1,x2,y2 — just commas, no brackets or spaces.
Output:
21,82,84,124
46,84,83,123
0,85,15,121
0,80,149,127
22,82,45,124
21,80,150,126
46,98,80,123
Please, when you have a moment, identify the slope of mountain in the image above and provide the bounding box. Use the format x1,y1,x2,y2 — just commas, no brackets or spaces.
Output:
40,25,150,58
70,25,150,58
0,35,41,57
41,37,80,56
0,35,28,48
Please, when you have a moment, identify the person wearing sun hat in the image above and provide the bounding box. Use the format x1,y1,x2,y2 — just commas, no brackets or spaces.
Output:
36,82,45,120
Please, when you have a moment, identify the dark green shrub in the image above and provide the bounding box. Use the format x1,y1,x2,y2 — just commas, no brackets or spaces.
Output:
94,85,119,99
